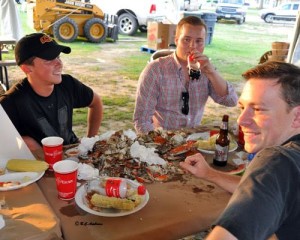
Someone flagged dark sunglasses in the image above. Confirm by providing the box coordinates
[181,91,189,115]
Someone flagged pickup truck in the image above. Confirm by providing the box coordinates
[90,0,181,35]
[260,2,300,23]
[215,0,247,24]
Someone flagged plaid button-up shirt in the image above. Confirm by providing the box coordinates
[134,53,238,133]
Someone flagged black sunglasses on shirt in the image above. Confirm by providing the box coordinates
[181,91,189,115]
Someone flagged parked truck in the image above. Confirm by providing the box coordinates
[215,0,247,24]
[33,0,118,43]
[89,0,181,36]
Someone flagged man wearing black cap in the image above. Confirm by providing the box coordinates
[0,33,103,151]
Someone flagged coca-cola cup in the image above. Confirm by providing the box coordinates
[53,160,78,200]
[41,136,64,170]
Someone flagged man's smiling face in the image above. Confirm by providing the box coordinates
[238,78,297,153]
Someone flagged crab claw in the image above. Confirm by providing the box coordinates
[154,135,167,144]
[146,168,168,182]
[135,176,153,183]
[154,174,168,182]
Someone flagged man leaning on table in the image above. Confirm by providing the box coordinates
[0,33,103,151]
[181,61,300,239]
[133,16,238,133]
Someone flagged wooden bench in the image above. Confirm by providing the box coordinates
[0,59,17,90]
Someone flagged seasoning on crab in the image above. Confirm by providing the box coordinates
[169,141,196,156]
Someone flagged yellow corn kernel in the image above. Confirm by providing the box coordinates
[128,194,142,206]
[90,193,137,210]
[6,159,49,172]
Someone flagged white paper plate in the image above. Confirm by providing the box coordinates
[197,140,238,154]
[0,171,44,191]
[186,132,210,141]
[75,179,149,217]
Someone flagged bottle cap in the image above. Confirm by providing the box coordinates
[188,54,194,61]
[137,185,146,195]
[247,153,256,161]
[222,115,229,122]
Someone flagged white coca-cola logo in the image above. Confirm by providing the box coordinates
[46,149,62,157]
[59,192,73,197]
[107,186,119,197]
[56,177,74,185]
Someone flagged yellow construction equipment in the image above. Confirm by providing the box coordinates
[33,0,118,43]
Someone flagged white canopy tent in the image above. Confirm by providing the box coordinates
[287,10,300,65]
[0,0,23,41]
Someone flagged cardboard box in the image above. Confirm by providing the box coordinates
[147,22,177,50]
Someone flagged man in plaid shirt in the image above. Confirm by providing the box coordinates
[134,16,238,133]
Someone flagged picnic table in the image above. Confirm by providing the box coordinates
[0,127,244,240]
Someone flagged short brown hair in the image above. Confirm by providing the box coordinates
[22,56,36,66]
[176,16,207,38]
[242,61,300,110]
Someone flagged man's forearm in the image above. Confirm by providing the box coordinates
[206,168,242,194]
[87,94,103,137]
[23,136,42,152]
[205,68,228,97]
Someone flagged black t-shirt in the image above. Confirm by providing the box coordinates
[0,74,94,145]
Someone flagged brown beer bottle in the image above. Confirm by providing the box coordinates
[213,115,230,166]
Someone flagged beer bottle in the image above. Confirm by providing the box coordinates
[213,115,230,167]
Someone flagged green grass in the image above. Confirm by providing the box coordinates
[73,109,88,125]
[101,96,135,127]
[73,95,135,135]
[104,106,134,121]
[117,53,149,80]
[103,95,133,106]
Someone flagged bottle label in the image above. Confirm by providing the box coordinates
[214,144,229,162]
[220,121,228,131]
[105,179,122,198]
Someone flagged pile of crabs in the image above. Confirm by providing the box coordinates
[78,128,204,183]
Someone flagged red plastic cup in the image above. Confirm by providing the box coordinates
[41,136,64,170]
[53,160,78,200]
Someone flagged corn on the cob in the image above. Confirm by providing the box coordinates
[6,159,49,172]
[90,193,141,210]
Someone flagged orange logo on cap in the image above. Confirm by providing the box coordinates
[40,35,53,44]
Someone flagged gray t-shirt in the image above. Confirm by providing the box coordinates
[214,134,300,240]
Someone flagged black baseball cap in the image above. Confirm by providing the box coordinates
[15,33,71,65]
